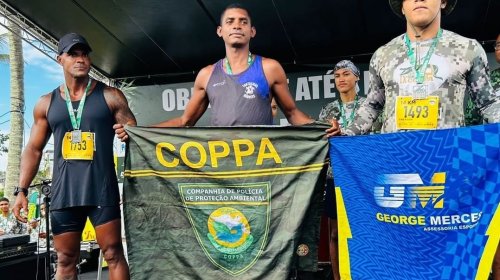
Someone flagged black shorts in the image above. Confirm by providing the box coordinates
[50,206,121,235]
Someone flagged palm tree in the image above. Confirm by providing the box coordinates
[4,20,24,201]
[0,33,7,63]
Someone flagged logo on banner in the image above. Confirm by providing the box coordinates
[374,172,445,209]
[374,172,482,231]
[179,182,270,276]
[207,207,254,254]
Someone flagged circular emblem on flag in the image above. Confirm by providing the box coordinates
[296,244,309,256]
[207,207,254,254]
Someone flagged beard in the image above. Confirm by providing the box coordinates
[71,69,90,79]
[229,41,246,48]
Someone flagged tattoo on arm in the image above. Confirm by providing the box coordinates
[105,88,137,125]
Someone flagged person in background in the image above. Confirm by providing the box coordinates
[29,202,50,247]
[318,60,380,280]
[0,197,27,235]
[271,97,279,120]
[319,60,381,131]
[462,34,500,126]
[491,34,500,91]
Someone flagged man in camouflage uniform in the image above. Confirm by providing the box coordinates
[318,60,380,280]
[334,0,500,278]
[319,60,365,130]
[342,0,499,135]
[491,34,500,91]
[463,33,500,126]
[319,60,382,132]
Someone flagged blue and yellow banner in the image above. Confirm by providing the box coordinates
[123,125,329,279]
[329,124,500,279]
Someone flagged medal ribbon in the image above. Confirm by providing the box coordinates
[64,78,92,130]
[339,95,359,128]
[225,52,253,74]
[404,29,442,84]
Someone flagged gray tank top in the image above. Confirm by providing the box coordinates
[206,55,273,126]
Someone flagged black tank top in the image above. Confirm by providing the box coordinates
[47,82,119,210]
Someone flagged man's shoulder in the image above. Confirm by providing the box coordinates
[372,35,404,60]
[102,83,122,96]
[36,92,54,110]
[490,67,500,76]
[441,29,474,43]
[358,95,367,103]
[320,100,341,113]
[318,100,341,121]
[200,63,216,75]
[441,30,482,51]
[260,56,283,75]
[7,212,16,221]
[195,64,217,87]
[260,56,280,67]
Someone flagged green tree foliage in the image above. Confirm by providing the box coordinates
[0,133,8,154]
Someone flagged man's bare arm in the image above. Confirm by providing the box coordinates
[105,86,137,142]
[104,86,137,126]
[263,58,313,125]
[14,94,52,222]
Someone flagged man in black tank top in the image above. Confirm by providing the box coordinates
[12,33,136,280]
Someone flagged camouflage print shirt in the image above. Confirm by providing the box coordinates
[318,97,381,179]
[492,68,500,91]
[343,30,500,135]
[318,97,366,129]
[319,96,382,133]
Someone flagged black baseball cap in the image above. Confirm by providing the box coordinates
[57,33,92,55]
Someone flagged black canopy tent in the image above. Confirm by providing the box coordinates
[1,0,499,86]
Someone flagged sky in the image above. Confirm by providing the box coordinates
[0,23,62,171]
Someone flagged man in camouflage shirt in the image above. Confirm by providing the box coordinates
[319,60,382,132]
[491,34,500,91]
[336,0,500,278]
[318,60,367,280]
[464,34,500,126]
[342,0,499,136]
[319,60,365,129]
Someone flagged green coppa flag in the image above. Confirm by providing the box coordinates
[123,125,329,280]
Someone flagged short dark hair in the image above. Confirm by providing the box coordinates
[0,197,9,203]
[219,3,252,25]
